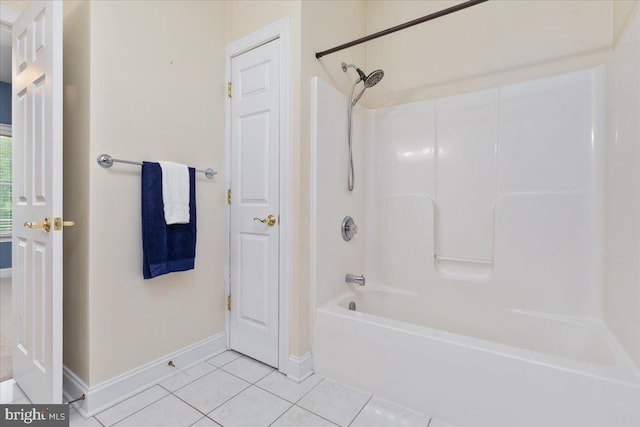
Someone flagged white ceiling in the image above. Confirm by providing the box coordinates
[1,23,11,83]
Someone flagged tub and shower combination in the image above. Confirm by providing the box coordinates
[311,14,640,426]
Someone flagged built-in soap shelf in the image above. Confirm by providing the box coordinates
[434,255,493,282]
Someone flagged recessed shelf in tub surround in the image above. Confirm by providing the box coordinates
[434,256,493,281]
[433,88,498,278]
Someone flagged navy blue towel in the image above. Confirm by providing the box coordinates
[141,161,197,279]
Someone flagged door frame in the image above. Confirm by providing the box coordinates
[224,17,292,376]
[0,6,19,25]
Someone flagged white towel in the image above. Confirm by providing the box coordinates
[159,161,190,225]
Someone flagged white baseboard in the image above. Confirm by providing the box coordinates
[63,332,227,418]
[0,268,11,279]
[63,367,89,415]
[286,351,313,383]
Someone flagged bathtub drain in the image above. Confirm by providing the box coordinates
[348,301,356,311]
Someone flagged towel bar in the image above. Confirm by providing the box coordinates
[96,154,217,179]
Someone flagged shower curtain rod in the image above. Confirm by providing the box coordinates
[315,0,489,59]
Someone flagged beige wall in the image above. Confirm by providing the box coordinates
[62,0,90,382]
[364,0,614,108]
[614,0,639,44]
[87,0,227,384]
[0,0,24,13]
[60,0,227,385]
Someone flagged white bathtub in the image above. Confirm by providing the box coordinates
[313,288,640,426]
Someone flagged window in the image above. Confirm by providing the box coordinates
[0,125,11,236]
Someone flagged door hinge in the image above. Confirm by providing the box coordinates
[227,82,232,98]
[227,295,232,310]
[227,189,232,204]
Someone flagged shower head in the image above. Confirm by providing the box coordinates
[352,70,384,106]
[343,63,385,106]
[364,69,384,88]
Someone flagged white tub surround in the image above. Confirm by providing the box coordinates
[311,19,640,423]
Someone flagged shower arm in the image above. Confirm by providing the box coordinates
[342,63,366,81]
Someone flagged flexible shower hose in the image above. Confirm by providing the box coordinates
[347,79,360,192]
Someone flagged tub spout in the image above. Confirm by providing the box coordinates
[345,273,365,286]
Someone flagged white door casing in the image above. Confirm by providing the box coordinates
[229,38,280,368]
[12,0,63,403]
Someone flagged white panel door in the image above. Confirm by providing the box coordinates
[229,39,280,368]
[12,0,63,403]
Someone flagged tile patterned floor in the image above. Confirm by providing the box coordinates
[1,352,452,427]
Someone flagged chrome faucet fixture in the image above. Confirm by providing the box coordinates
[341,216,358,241]
[345,274,365,286]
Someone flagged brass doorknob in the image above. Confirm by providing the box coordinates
[253,215,277,226]
[24,217,51,232]
[54,217,75,231]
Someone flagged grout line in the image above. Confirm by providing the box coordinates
[157,383,173,394]
[293,404,340,426]
[171,392,213,418]
[293,377,325,404]
[293,405,341,426]
[210,368,254,386]
[269,405,288,426]
[427,418,432,427]
[242,374,329,422]
[164,365,219,394]
[267,402,294,426]
[251,372,323,404]
[168,370,251,417]
[205,352,242,369]
[99,392,171,427]
[188,416,207,427]
[198,381,253,419]
[347,395,372,427]
[218,364,274,385]
[252,383,298,404]
[203,360,222,369]
[188,415,223,427]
